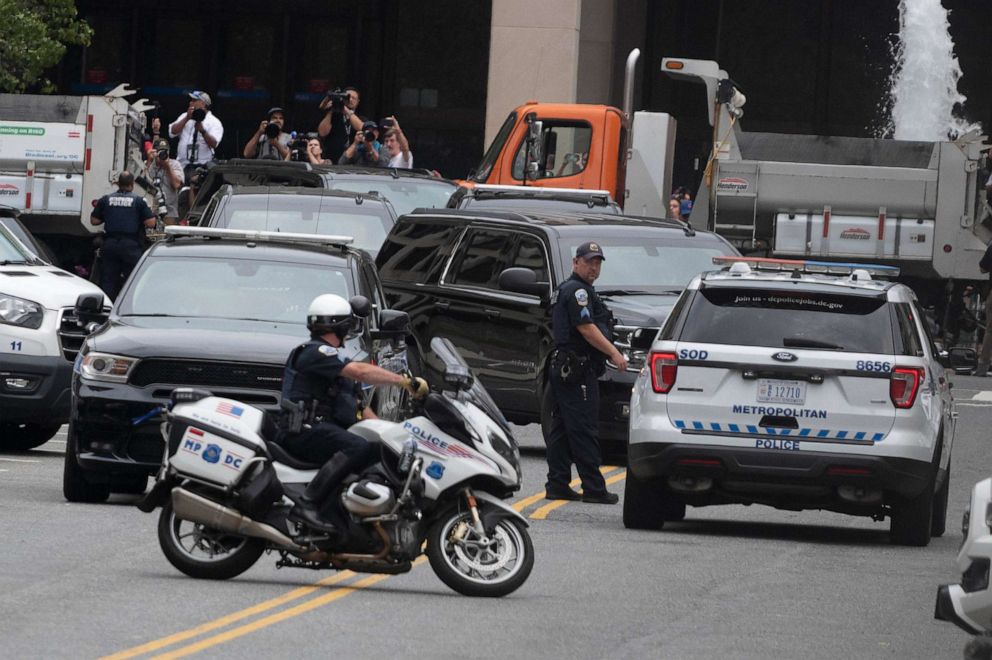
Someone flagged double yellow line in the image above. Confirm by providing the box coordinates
[104,467,626,659]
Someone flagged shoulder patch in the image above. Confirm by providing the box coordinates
[318,345,338,357]
[575,289,589,306]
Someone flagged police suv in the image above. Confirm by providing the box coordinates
[626,258,954,546]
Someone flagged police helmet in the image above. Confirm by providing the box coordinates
[307,294,356,339]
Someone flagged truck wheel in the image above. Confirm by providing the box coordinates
[0,423,61,451]
[623,472,666,530]
[890,480,934,547]
[62,424,110,503]
[931,467,950,538]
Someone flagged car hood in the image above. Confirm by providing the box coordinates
[598,293,680,328]
[0,265,104,309]
[88,317,365,363]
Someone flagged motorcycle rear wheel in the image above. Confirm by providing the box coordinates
[157,501,265,580]
[427,509,533,597]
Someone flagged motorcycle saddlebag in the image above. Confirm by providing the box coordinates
[236,463,284,518]
[167,398,266,488]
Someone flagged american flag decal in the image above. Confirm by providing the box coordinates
[216,402,244,418]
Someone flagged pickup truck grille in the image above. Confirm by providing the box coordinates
[58,309,88,361]
[129,359,284,390]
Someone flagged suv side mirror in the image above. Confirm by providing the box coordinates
[349,295,371,318]
[74,292,106,331]
[498,267,548,300]
[371,309,410,339]
[947,346,977,374]
[630,327,657,351]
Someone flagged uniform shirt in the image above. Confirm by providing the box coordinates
[552,272,613,358]
[91,191,154,238]
[281,339,362,428]
[168,110,224,168]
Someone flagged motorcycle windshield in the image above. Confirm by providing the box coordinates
[430,337,515,441]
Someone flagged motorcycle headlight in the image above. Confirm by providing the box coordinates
[0,293,43,329]
[79,352,139,383]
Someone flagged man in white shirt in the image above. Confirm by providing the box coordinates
[381,116,413,169]
[168,90,224,181]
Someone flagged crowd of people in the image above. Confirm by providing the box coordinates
[139,86,415,224]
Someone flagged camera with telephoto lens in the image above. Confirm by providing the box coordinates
[156,148,169,161]
[362,129,376,142]
[288,131,320,162]
[325,88,348,110]
[191,108,207,122]
[264,121,281,139]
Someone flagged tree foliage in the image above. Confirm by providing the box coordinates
[0,0,92,93]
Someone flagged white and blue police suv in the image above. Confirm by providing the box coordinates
[626,258,954,546]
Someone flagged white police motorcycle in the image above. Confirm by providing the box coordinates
[138,337,532,598]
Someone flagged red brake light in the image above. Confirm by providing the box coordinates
[649,351,678,393]
[890,366,924,408]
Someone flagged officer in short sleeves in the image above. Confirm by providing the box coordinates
[544,241,628,504]
[89,171,156,300]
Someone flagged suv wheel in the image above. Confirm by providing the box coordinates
[623,473,684,529]
[889,479,934,547]
[931,466,950,538]
[0,422,61,451]
[62,422,110,503]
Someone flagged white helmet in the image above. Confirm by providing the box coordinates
[307,294,355,338]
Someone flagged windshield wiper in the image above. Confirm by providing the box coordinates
[782,337,844,350]
[597,289,655,296]
[0,260,30,265]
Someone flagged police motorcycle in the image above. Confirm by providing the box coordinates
[137,337,533,598]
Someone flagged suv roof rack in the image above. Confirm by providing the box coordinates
[711,256,900,279]
[165,226,354,249]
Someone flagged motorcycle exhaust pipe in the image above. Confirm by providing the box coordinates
[171,488,307,552]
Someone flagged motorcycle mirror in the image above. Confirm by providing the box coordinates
[349,295,371,318]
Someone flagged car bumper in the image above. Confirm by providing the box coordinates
[72,376,279,477]
[0,353,73,424]
[935,584,984,634]
[627,441,933,502]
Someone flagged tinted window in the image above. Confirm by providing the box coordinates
[893,302,924,357]
[120,256,352,324]
[557,236,735,293]
[449,229,511,288]
[679,287,895,354]
[508,234,550,283]
[512,122,592,180]
[210,194,393,255]
[327,179,455,216]
[659,288,693,340]
[912,301,939,357]
[376,220,461,285]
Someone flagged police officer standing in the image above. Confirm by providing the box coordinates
[280,294,428,535]
[89,171,156,300]
[545,242,628,504]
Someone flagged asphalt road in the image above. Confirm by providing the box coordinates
[2,376,990,659]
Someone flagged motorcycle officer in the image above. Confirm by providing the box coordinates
[280,294,428,534]
[544,241,627,504]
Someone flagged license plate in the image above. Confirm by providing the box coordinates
[756,379,806,405]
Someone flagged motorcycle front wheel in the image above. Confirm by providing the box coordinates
[427,508,534,597]
[157,501,265,580]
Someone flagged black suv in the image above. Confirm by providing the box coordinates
[200,185,398,257]
[186,159,459,223]
[447,185,622,215]
[63,226,399,502]
[376,210,738,456]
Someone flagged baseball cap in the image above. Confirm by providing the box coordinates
[267,106,284,118]
[189,90,212,107]
[576,241,605,260]
[361,120,378,131]
[153,138,170,151]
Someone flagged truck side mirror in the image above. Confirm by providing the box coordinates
[498,267,548,300]
[525,118,544,179]
[74,292,107,332]
[371,309,411,339]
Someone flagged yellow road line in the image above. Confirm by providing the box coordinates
[100,571,356,660]
[529,469,627,520]
[150,574,391,660]
[514,465,621,512]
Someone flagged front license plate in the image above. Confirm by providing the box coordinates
[756,379,806,405]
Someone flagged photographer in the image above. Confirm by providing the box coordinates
[243,107,291,160]
[381,116,413,169]
[338,121,382,166]
[317,87,363,163]
[305,137,330,165]
[168,90,224,182]
[145,138,184,225]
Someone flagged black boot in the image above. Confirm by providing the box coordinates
[289,452,351,534]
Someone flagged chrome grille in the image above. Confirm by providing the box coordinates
[129,359,284,390]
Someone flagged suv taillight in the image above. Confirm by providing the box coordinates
[889,366,924,408]
[649,352,678,393]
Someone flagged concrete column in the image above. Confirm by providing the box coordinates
[484,0,617,145]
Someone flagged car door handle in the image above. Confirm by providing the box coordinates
[434,301,450,312]
[485,308,501,320]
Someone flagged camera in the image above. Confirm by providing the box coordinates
[156,148,169,160]
[191,108,206,122]
[380,118,394,129]
[288,131,320,162]
[264,122,281,139]
[362,129,376,142]
[325,88,348,110]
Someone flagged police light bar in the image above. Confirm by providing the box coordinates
[711,256,900,278]
[165,226,354,247]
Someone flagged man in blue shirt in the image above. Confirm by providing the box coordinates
[90,171,156,300]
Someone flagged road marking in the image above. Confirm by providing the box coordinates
[971,391,992,401]
[513,465,620,513]
[529,467,627,520]
[101,571,357,660]
[0,457,40,463]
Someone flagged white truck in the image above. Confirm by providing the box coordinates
[0,85,157,266]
